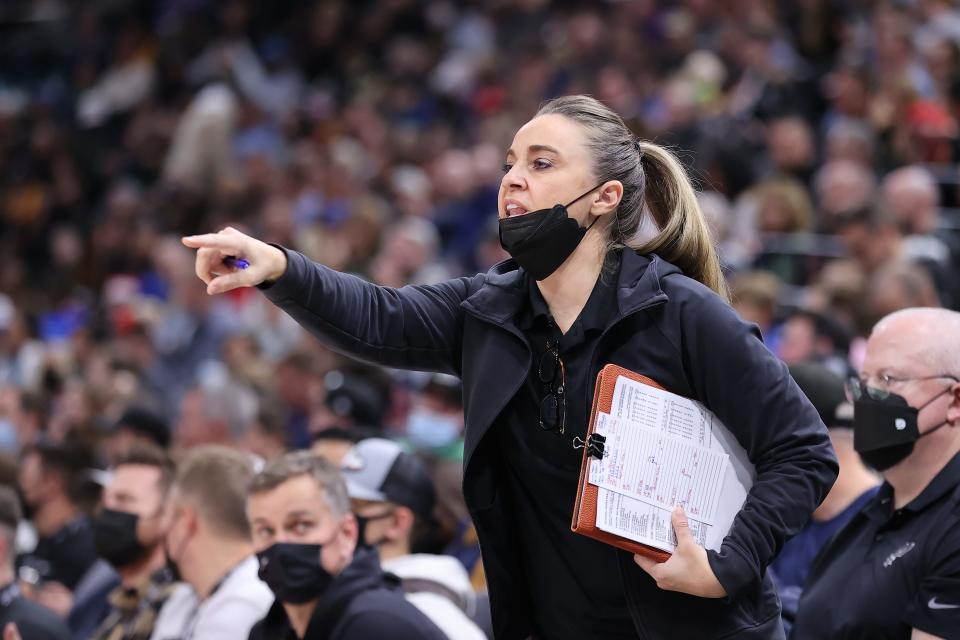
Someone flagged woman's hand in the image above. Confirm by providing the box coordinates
[633,506,727,598]
[181,227,287,295]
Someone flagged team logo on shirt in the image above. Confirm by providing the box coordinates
[882,541,915,568]
[928,597,960,610]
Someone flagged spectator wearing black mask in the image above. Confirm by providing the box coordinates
[16,442,98,615]
[793,308,960,639]
[246,451,445,640]
[90,445,177,640]
[0,485,69,640]
[150,446,272,640]
[342,438,487,640]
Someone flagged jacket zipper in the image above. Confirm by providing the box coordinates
[583,294,667,640]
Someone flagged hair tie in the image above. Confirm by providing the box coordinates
[634,138,644,160]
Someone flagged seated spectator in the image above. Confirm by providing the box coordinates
[90,445,177,640]
[863,260,941,330]
[239,408,288,462]
[102,409,171,466]
[793,308,960,639]
[310,426,383,467]
[771,363,880,634]
[778,309,853,378]
[836,200,956,313]
[246,451,445,640]
[729,270,782,352]
[341,438,487,640]
[882,165,960,309]
[311,364,393,438]
[0,485,69,640]
[403,374,465,461]
[749,177,816,284]
[150,446,272,640]
[16,442,99,612]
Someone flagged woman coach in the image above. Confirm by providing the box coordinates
[184,95,837,639]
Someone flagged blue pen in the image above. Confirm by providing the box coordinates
[223,256,250,270]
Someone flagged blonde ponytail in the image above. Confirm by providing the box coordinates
[633,142,729,301]
[536,95,729,301]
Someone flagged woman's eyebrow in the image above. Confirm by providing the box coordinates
[505,144,561,159]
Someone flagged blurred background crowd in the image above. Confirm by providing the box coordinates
[1,0,960,637]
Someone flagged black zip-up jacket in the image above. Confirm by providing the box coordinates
[247,546,445,640]
[260,248,839,639]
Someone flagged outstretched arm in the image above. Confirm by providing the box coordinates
[183,227,473,375]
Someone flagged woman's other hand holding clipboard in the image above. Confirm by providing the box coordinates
[633,506,728,598]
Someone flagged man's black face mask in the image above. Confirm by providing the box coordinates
[853,387,952,472]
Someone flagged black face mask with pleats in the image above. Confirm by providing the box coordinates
[498,183,603,281]
[94,508,149,568]
[853,388,951,471]
[256,542,334,604]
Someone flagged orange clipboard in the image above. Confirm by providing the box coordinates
[570,363,672,563]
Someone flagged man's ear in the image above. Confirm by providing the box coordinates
[340,511,359,556]
[0,532,9,564]
[390,506,415,541]
[947,381,960,426]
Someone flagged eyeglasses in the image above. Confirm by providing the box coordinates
[538,339,566,435]
[846,373,960,401]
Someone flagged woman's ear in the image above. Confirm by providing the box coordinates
[591,180,624,216]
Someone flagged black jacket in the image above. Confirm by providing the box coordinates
[261,249,839,640]
[0,586,70,640]
[248,546,445,640]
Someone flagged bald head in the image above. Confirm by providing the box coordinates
[870,308,960,375]
[882,166,939,234]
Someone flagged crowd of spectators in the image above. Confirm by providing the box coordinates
[1,0,960,638]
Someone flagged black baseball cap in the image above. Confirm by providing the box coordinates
[340,438,436,519]
[110,408,171,448]
[789,362,853,429]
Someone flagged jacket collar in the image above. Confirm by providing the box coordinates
[461,250,674,327]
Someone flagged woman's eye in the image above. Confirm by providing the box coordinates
[501,163,513,174]
[532,158,552,170]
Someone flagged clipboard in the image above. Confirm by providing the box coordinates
[570,363,673,563]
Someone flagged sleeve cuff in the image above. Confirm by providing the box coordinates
[256,245,306,302]
[708,543,760,601]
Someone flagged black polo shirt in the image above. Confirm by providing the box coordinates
[792,451,960,640]
[496,253,638,639]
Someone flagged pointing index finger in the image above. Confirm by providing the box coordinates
[181,233,238,251]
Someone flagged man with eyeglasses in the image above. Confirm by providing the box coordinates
[792,307,960,640]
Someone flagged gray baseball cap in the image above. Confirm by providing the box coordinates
[340,438,436,518]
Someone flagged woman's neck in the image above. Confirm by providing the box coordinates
[536,231,607,333]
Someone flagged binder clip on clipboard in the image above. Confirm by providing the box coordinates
[573,433,606,459]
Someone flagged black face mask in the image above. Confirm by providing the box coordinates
[354,509,395,549]
[854,388,951,471]
[498,184,603,281]
[93,509,148,568]
[257,542,334,604]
